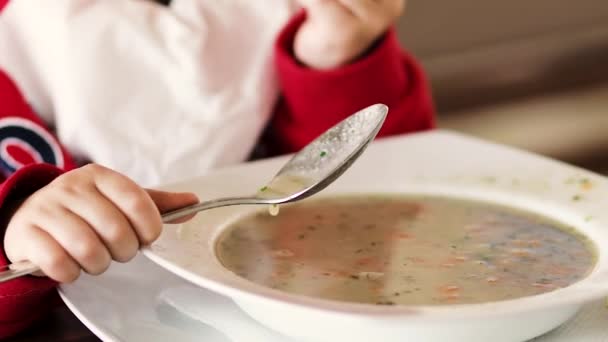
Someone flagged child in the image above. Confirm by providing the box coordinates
[0,0,435,337]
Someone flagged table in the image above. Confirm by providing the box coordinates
[7,305,98,342]
[6,299,608,341]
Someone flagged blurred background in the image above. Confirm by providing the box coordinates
[397,0,608,175]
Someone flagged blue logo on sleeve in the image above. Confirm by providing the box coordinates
[0,117,64,173]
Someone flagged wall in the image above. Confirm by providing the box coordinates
[394,1,608,173]
[395,1,608,112]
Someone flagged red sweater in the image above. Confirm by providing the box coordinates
[0,6,435,339]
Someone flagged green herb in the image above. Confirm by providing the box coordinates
[477,253,491,262]
[320,151,327,157]
[572,195,582,201]
[259,186,268,192]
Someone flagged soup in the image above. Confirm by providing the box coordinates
[217,195,595,306]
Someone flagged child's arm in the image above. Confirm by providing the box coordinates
[268,9,436,153]
[0,69,73,338]
[0,70,197,338]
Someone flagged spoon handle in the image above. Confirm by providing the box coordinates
[161,195,267,223]
[0,261,40,282]
[0,195,270,283]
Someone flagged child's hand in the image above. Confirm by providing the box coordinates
[294,0,405,69]
[3,164,198,283]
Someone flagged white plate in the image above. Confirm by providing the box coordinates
[59,254,290,342]
[57,246,608,342]
[140,130,608,342]
[61,130,608,342]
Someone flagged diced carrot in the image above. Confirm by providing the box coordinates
[441,293,461,301]
[512,240,541,248]
[438,285,460,294]
[321,270,350,278]
[356,257,376,266]
[532,282,555,289]
[393,232,413,240]
[369,284,383,295]
[334,270,350,277]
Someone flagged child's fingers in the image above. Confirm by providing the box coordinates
[88,165,163,245]
[26,226,81,283]
[66,187,140,263]
[39,206,112,276]
[145,189,199,223]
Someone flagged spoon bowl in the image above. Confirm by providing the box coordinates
[161,103,387,220]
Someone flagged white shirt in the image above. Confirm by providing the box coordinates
[0,0,297,186]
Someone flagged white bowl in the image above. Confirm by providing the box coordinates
[142,130,608,342]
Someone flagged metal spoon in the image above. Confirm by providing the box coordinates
[0,103,388,282]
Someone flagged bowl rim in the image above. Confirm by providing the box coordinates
[142,187,608,320]
[143,130,608,320]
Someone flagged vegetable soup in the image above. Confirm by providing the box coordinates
[217,195,595,306]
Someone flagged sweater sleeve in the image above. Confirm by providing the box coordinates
[269,11,436,153]
[0,69,73,338]
[0,164,64,339]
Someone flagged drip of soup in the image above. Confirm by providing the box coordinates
[217,195,595,306]
[268,204,280,216]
